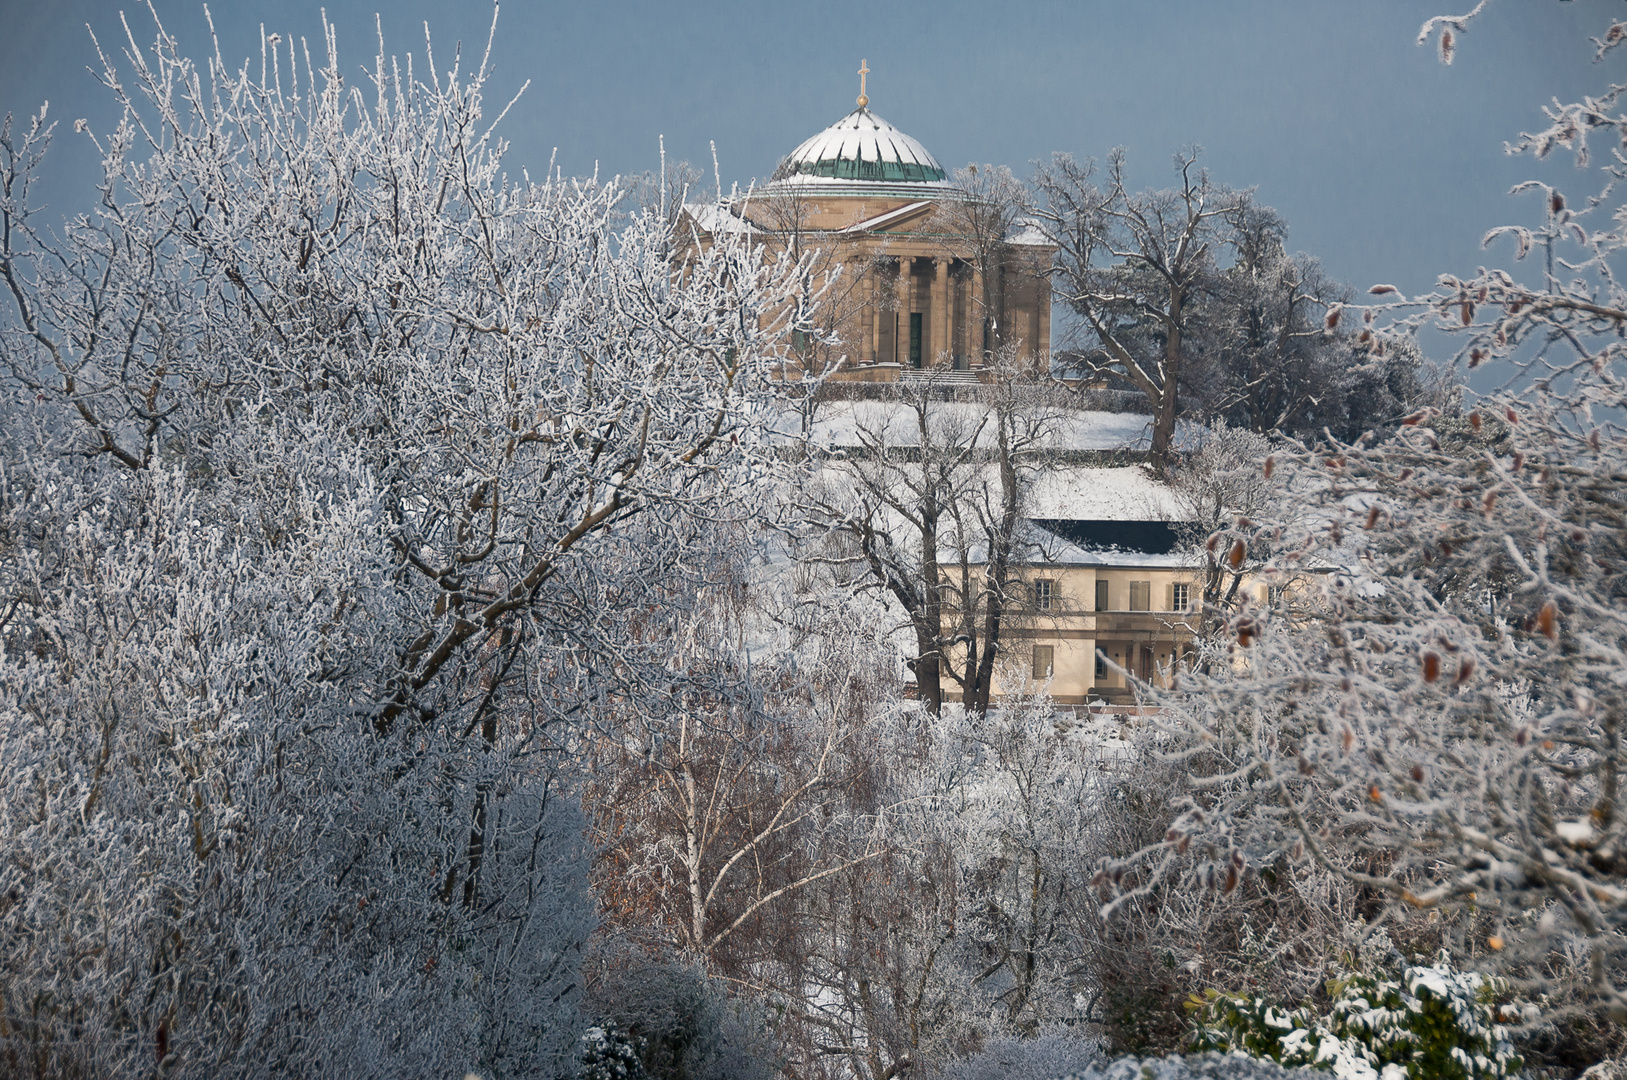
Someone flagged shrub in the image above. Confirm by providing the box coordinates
[583,952,777,1080]
[1190,956,1522,1080]
[1059,1052,1314,1080]
[580,1025,649,1080]
[934,1029,1102,1080]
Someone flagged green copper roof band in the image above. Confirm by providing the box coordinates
[788,158,947,183]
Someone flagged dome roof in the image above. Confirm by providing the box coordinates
[772,107,947,185]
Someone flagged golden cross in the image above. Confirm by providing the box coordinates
[857,59,869,108]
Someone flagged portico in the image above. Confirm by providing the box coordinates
[684,64,1054,381]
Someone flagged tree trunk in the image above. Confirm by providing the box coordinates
[913,625,944,715]
[1150,287,1184,475]
[917,501,945,715]
[969,412,1021,715]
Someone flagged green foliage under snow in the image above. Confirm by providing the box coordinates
[1189,957,1522,1080]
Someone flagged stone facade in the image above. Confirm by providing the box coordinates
[934,549,1212,707]
[683,102,1054,382]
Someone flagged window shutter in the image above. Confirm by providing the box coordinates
[1167,583,1175,611]
[1032,645,1054,678]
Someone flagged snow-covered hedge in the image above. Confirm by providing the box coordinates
[1189,958,1521,1080]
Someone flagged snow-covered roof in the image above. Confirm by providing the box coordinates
[803,457,1189,564]
[957,518,1196,569]
[797,402,1192,458]
[1026,465,1182,520]
[752,176,958,201]
[682,202,753,237]
[771,107,949,186]
[840,200,935,234]
[1006,216,1051,247]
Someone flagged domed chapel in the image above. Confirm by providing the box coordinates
[685,63,1055,382]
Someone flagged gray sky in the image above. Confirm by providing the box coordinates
[0,1,1601,317]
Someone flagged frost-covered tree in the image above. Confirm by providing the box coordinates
[1188,204,1453,444]
[935,163,1037,364]
[1038,164,1446,451]
[1181,202,1354,440]
[1034,149,1244,474]
[1097,1,1627,1037]
[0,9,802,1076]
[586,521,1106,1080]
[759,692,1100,1080]
[797,359,1068,715]
[583,565,891,969]
[1168,422,1280,628]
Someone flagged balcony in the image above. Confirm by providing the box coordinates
[1015,607,1199,638]
[1091,610,1199,637]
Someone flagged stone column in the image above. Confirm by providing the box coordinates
[852,256,865,367]
[1028,276,1042,367]
[904,260,917,367]
[868,261,882,363]
[1037,266,1052,369]
[969,266,985,366]
[899,257,912,365]
[931,258,950,368]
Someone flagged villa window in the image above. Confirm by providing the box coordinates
[1094,651,1106,678]
[1095,580,1109,611]
[1032,645,1054,679]
[1171,582,1190,611]
[1033,579,1054,611]
[1129,580,1151,612]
